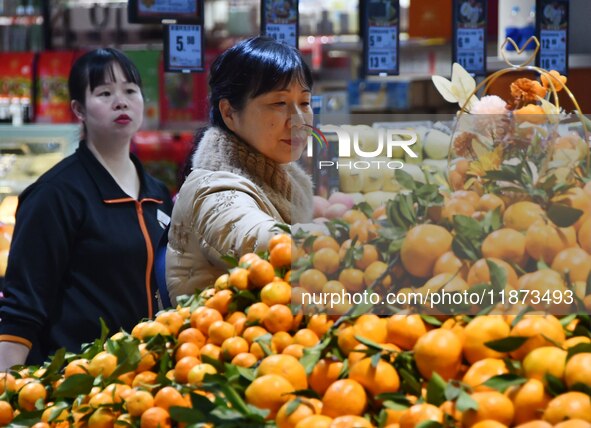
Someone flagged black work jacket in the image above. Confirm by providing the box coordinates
[0,141,173,364]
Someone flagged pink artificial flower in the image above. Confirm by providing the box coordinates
[469,95,508,115]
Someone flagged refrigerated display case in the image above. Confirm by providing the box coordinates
[0,124,79,278]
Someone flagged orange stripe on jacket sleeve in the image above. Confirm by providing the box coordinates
[0,335,33,349]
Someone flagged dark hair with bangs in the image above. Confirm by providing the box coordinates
[209,36,313,132]
[68,47,142,107]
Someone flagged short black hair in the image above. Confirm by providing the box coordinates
[68,48,142,107]
[209,36,313,132]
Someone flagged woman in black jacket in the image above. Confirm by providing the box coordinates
[0,48,173,368]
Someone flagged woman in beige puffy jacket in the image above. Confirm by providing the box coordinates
[165,36,314,302]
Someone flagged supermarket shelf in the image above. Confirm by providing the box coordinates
[63,0,127,6]
[488,53,591,71]
[0,179,33,195]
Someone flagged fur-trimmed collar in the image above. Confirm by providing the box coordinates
[191,127,313,223]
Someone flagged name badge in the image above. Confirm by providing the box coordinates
[157,209,171,229]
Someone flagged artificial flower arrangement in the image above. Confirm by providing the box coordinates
[431,48,590,209]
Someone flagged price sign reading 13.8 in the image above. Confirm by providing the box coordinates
[368,27,397,72]
[364,0,399,76]
[166,24,203,72]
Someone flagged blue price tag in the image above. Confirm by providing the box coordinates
[266,23,297,47]
[363,0,399,76]
[261,0,299,48]
[453,0,487,75]
[164,24,203,72]
[536,0,569,75]
[368,27,397,72]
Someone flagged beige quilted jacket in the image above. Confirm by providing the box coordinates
[165,127,313,303]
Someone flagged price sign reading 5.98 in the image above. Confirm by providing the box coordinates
[367,26,397,74]
[165,24,203,72]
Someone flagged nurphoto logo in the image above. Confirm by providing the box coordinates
[305,124,420,170]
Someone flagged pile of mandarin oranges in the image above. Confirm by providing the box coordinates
[2,182,591,428]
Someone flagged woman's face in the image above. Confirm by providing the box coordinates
[222,80,313,164]
[73,63,144,145]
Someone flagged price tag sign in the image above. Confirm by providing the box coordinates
[363,0,399,76]
[261,0,299,48]
[453,0,487,75]
[163,24,204,73]
[536,0,569,75]
[266,23,297,47]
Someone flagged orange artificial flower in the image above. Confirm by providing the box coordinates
[541,70,567,92]
[453,132,476,157]
[510,78,547,104]
[513,104,547,124]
